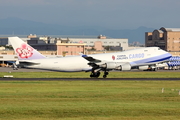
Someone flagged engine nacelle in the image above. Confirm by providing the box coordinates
[137,65,157,71]
[138,66,149,70]
[120,63,131,71]
[104,62,120,69]
[104,62,131,71]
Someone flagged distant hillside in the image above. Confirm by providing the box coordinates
[0,18,155,43]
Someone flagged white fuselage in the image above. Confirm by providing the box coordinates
[21,47,171,72]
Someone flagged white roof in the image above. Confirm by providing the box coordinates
[165,28,180,31]
[157,30,164,33]
[160,27,180,32]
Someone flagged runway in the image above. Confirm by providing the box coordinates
[0,67,180,81]
[1,78,180,81]
[1,66,180,73]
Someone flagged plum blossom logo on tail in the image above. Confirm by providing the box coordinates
[16,43,33,58]
[112,55,115,60]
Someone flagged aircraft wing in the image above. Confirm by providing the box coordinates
[82,54,132,71]
[82,55,101,63]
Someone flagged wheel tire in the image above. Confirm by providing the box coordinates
[105,72,109,75]
[90,74,94,78]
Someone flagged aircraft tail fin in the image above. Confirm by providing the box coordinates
[9,36,46,60]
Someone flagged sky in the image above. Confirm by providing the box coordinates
[0,0,180,29]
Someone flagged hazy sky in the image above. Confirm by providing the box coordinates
[0,0,180,29]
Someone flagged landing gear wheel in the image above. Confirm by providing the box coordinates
[90,74,93,78]
[103,71,108,78]
[90,71,100,78]
[153,68,157,71]
[105,72,109,75]
[103,75,107,78]
[96,71,100,78]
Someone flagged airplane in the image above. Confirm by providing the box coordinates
[9,36,172,78]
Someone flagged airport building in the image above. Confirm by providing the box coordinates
[61,35,129,51]
[0,37,9,46]
[145,27,180,55]
[27,38,86,56]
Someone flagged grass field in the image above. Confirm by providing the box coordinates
[1,71,180,78]
[0,80,180,120]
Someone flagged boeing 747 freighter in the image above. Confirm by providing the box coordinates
[9,37,172,78]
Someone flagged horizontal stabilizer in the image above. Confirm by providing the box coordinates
[19,61,40,66]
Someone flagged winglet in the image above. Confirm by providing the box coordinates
[82,54,88,57]
[9,37,46,60]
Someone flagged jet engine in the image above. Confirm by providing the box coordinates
[100,62,131,71]
[138,66,149,70]
[137,65,157,71]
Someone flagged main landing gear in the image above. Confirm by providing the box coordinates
[90,70,109,78]
[90,71,100,78]
[103,71,109,78]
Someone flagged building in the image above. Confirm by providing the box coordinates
[61,35,129,51]
[145,27,180,54]
[56,43,85,56]
[26,35,129,55]
[0,37,9,46]
[28,37,86,56]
